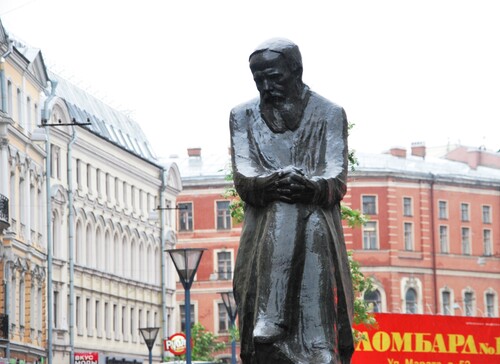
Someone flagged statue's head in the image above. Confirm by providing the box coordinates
[249,38,304,104]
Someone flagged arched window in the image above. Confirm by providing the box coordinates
[131,240,137,280]
[122,236,130,278]
[114,233,120,275]
[95,226,103,269]
[75,221,83,264]
[154,246,160,285]
[52,211,61,258]
[364,289,382,313]
[147,245,153,283]
[105,231,112,273]
[405,288,418,313]
[86,224,93,266]
[139,242,146,281]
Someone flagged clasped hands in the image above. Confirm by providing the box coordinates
[258,166,320,204]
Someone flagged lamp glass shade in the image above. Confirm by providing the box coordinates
[220,291,237,322]
[139,327,160,350]
[167,248,206,286]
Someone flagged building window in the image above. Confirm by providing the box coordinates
[130,307,135,340]
[461,203,470,222]
[362,195,377,215]
[178,203,193,231]
[17,88,23,126]
[486,293,495,317]
[442,291,452,315]
[438,201,448,219]
[26,96,32,131]
[217,251,232,280]
[461,227,471,255]
[86,298,91,333]
[104,302,109,338]
[7,80,12,114]
[482,205,491,224]
[217,201,231,230]
[76,296,81,331]
[218,303,229,333]
[86,164,92,191]
[53,290,59,328]
[439,225,449,254]
[364,290,381,313]
[122,306,127,340]
[404,222,413,251]
[483,229,492,256]
[113,304,118,335]
[464,292,474,316]
[362,221,378,250]
[405,288,417,314]
[180,304,195,332]
[403,197,412,216]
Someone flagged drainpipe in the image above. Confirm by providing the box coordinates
[0,38,14,112]
[429,174,438,314]
[67,125,77,364]
[160,167,167,360]
[43,78,58,364]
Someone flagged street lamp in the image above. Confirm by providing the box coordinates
[219,291,238,364]
[139,327,160,364]
[166,248,206,364]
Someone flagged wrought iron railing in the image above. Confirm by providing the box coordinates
[0,194,9,227]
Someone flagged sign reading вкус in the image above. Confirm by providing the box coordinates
[353,313,500,364]
[74,352,98,364]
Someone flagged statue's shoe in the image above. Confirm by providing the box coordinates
[253,320,286,343]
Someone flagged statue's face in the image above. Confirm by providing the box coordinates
[250,50,297,103]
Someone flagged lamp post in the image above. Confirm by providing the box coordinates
[219,291,238,364]
[166,248,206,364]
[139,327,160,364]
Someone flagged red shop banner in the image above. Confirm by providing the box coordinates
[74,352,98,364]
[353,313,500,364]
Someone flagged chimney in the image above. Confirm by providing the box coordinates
[467,149,480,170]
[187,147,201,157]
[411,142,426,158]
[389,147,407,158]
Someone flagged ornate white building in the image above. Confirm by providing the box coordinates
[1,18,182,364]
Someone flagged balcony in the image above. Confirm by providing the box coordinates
[0,194,9,233]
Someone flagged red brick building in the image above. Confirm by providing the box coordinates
[173,144,500,361]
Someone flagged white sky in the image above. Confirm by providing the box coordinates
[1,0,499,158]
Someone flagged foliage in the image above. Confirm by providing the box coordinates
[165,323,226,362]
[349,251,377,342]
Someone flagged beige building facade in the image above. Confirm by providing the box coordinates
[0,19,49,364]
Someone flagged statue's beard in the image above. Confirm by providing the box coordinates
[259,86,310,133]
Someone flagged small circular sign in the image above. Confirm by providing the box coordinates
[164,332,187,356]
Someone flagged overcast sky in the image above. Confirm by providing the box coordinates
[1,0,499,158]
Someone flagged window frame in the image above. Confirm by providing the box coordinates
[460,203,470,222]
[403,222,413,251]
[362,195,377,215]
[438,200,448,220]
[216,200,232,230]
[362,221,379,250]
[178,202,194,232]
[403,197,413,217]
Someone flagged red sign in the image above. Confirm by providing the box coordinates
[74,352,98,364]
[164,332,188,356]
[353,313,500,364]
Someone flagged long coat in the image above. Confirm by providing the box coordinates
[230,90,354,364]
